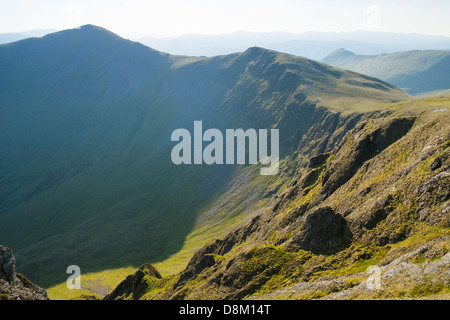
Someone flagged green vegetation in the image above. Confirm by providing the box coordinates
[47,266,136,300]
[409,282,448,297]
[0,293,10,300]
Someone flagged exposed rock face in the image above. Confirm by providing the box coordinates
[0,246,48,300]
[321,117,415,198]
[415,169,450,226]
[104,264,162,300]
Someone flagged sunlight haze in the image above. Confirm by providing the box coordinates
[1,0,450,38]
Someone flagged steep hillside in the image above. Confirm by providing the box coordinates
[107,97,450,300]
[0,25,409,290]
[322,49,450,95]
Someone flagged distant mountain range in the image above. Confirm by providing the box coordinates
[0,25,408,288]
[3,28,450,62]
[322,49,450,95]
[0,29,56,44]
[136,30,450,60]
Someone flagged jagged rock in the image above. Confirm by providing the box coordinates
[104,263,162,300]
[0,246,48,300]
[286,207,352,254]
[416,170,450,226]
[0,246,16,284]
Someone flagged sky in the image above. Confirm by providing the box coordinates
[1,0,450,38]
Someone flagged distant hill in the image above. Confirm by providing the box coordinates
[417,88,450,97]
[322,49,450,94]
[0,25,408,288]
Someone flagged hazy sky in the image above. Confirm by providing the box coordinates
[1,0,449,38]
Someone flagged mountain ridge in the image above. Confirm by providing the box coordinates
[0,25,412,291]
[136,30,450,60]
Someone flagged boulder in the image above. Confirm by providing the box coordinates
[287,207,352,254]
[0,246,16,284]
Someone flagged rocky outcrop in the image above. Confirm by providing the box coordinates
[104,264,162,300]
[286,207,352,254]
[415,169,450,227]
[0,246,48,300]
[0,246,16,284]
